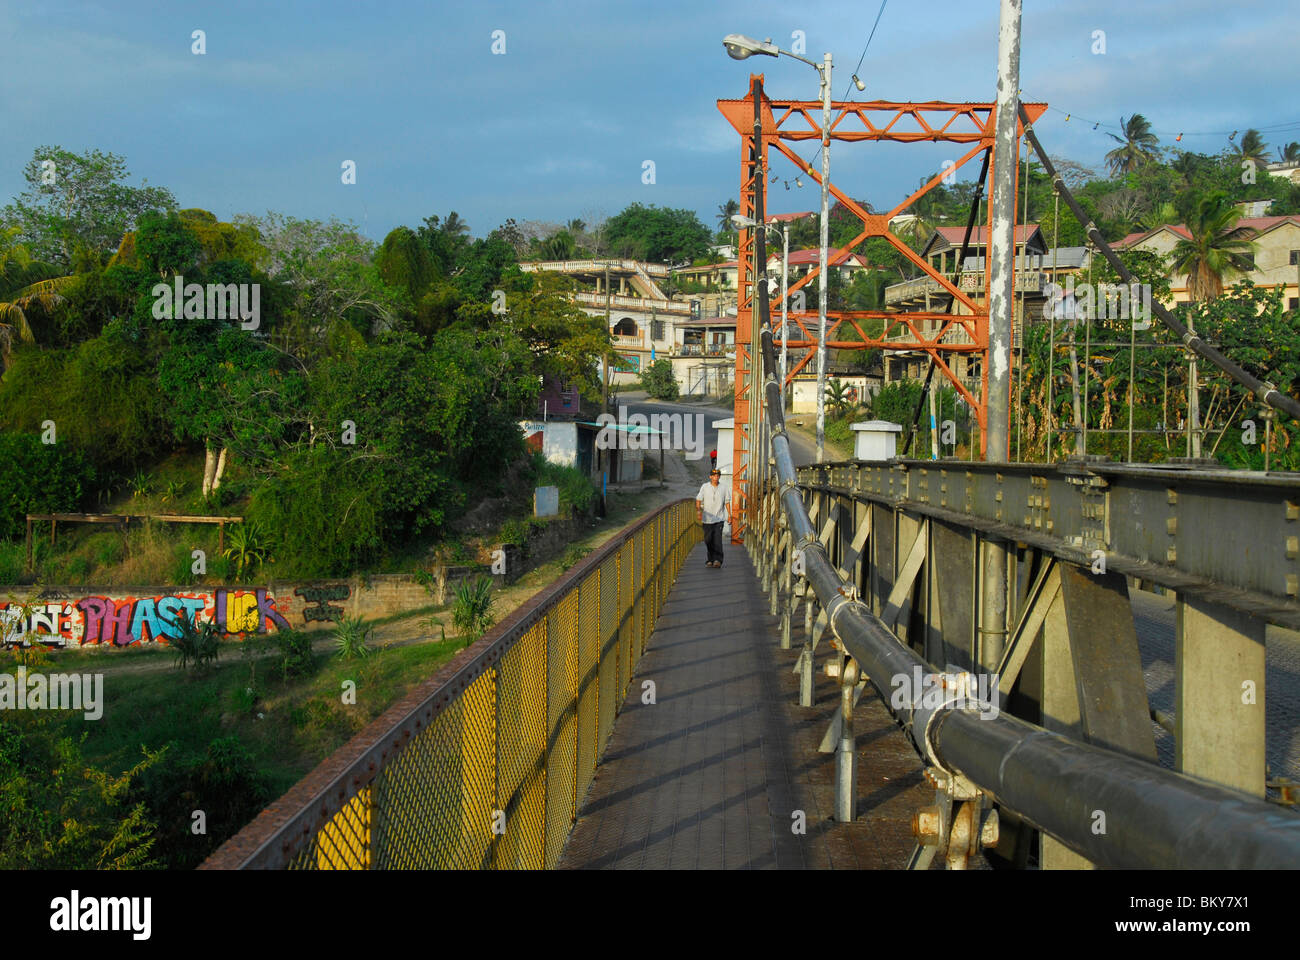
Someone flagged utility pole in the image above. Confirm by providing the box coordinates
[781,221,789,412]
[1188,314,1202,458]
[816,52,832,462]
[603,262,611,414]
[981,0,1021,677]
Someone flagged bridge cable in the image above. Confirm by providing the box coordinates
[1017,102,1300,424]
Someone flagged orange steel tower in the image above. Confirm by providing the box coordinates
[718,77,1047,542]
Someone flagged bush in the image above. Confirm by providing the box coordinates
[532,455,596,513]
[639,358,679,400]
[0,541,25,584]
[0,433,96,542]
[275,629,317,680]
[0,714,159,869]
[169,613,221,671]
[452,576,495,641]
[333,616,371,660]
[559,545,591,571]
[129,736,272,870]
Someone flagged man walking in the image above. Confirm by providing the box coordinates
[696,468,730,568]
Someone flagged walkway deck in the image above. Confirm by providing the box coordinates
[559,541,931,869]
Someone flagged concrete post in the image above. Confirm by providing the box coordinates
[1175,595,1266,797]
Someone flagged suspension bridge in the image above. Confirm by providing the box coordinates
[201,4,1300,871]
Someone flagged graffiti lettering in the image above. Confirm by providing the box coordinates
[0,589,292,648]
[294,584,350,623]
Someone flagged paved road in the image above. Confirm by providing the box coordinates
[1132,590,1300,785]
[616,392,819,485]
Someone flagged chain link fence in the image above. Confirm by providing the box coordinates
[201,499,699,870]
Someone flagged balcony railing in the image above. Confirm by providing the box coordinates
[574,291,691,316]
[883,270,1049,306]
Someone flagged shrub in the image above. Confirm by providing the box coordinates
[452,576,496,641]
[168,613,221,672]
[333,616,371,660]
[639,358,679,400]
[0,715,160,869]
[0,434,96,542]
[275,629,317,680]
[559,545,591,572]
[0,541,25,584]
[129,736,272,869]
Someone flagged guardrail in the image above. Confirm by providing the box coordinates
[201,499,699,869]
[745,176,1300,867]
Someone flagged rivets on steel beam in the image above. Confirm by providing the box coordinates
[1288,501,1300,521]
[1288,536,1299,561]
[1166,518,1178,536]
[1167,547,1178,564]
[1167,488,1178,506]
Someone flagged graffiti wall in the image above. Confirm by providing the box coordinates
[0,586,337,648]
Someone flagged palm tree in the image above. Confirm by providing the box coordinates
[1104,115,1160,177]
[1278,142,1300,163]
[1169,192,1257,302]
[716,199,739,234]
[0,229,72,375]
[1231,129,1270,169]
[440,211,470,238]
[1138,201,1179,232]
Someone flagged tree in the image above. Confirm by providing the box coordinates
[1280,142,1300,163]
[246,213,407,364]
[1104,115,1160,178]
[639,358,679,400]
[603,203,712,263]
[1230,129,1270,169]
[2,146,175,269]
[1169,191,1257,301]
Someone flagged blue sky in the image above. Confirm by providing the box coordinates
[2,0,1297,244]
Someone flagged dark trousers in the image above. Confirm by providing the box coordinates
[703,522,725,565]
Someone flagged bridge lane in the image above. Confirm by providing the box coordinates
[558,541,932,870]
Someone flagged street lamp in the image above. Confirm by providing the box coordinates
[723,33,831,462]
[733,213,790,412]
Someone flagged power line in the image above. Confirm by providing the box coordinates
[841,0,888,101]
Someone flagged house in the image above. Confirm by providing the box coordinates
[880,224,1052,384]
[1114,215,1300,309]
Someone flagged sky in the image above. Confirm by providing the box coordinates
[2,0,1297,245]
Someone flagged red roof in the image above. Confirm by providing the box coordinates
[781,248,868,266]
[1115,216,1300,249]
[932,225,1039,245]
[766,211,815,223]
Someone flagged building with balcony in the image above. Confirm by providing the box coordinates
[521,258,735,396]
[880,225,1062,385]
[1114,215,1300,310]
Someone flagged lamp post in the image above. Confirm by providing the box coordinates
[733,214,790,410]
[725,33,831,461]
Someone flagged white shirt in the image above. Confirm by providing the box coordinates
[696,481,730,524]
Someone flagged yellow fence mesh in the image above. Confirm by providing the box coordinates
[282,499,698,870]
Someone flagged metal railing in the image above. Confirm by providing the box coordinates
[201,499,699,869]
[743,146,1300,868]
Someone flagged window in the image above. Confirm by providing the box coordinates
[1241,252,1256,270]
[1290,250,1300,266]
[1290,298,1299,311]
[652,319,665,341]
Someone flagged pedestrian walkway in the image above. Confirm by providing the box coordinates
[559,541,931,869]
